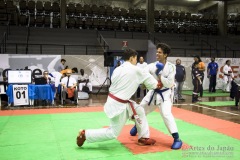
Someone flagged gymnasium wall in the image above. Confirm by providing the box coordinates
[0,54,239,90]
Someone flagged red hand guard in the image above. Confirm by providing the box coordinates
[157,80,163,89]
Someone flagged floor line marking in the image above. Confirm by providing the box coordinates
[190,104,239,116]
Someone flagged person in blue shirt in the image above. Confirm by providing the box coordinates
[207,57,218,93]
[175,59,186,101]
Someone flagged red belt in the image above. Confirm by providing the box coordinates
[108,93,141,124]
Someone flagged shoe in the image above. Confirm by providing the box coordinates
[138,138,156,146]
[130,125,137,136]
[171,139,182,149]
[77,130,86,147]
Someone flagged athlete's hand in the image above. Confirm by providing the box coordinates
[155,62,164,75]
[157,80,163,89]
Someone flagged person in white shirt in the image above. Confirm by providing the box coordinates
[129,43,182,150]
[78,69,92,92]
[136,56,148,99]
[222,60,234,92]
[76,48,162,147]
[61,69,78,105]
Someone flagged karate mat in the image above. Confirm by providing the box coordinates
[182,90,229,97]
[0,107,240,160]
[197,101,236,107]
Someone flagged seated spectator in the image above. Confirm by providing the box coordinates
[61,69,78,105]
[78,69,92,93]
[43,71,52,84]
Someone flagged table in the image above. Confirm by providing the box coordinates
[6,84,55,106]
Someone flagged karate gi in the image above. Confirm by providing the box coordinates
[140,61,179,134]
[223,64,234,92]
[85,61,158,143]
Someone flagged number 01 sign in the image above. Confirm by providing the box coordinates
[13,85,29,106]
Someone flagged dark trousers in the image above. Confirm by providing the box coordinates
[137,86,146,98]
[209,75,217,92]
[62,88,78,101]
[199,76,204,97]
[192,79,200,102]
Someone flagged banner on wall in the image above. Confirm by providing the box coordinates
[0,54,107,86]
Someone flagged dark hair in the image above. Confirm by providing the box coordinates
[61,59,66,62]
[156,43,171,55]
[194,55,202,62]
[122,48,138,61]
[226,60,230,64]
[72,67,78,73]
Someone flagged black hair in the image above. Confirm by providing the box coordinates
[61,59,66,62]
[226,60,230,64]
[156,43,171,55]
[122,48,138,61]
[72,67,78,73]
[194,55,202,62]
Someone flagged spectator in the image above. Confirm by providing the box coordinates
[78,69,92,93]
[57,59,66,72]
[43,71,51,84]
[136,56,148,99]
[175,59,186,101]
[207,57,218,93]
[61,69,78,105]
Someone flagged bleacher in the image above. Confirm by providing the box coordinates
[0,0,239,57]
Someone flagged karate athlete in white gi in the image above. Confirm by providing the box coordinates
[222,60,234,92]
[76,48,163,147]
[130,43,182,149]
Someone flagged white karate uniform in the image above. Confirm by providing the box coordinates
[85,61,158,143]
[222,64,234,92]
[78,73,93,92]
[141,61,178,134]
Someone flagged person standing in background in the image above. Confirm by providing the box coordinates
[222,60,234,92]
[192,56,205,100]
[207,57,218,93]
[136,56,148,99]
[175,59,186,101]
[57,59,66,72]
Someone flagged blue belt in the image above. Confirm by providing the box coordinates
[148,88,169,105]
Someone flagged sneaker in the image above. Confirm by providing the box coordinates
[76,130,86,147]
[138,138,156,146]
[171,139,182,149]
